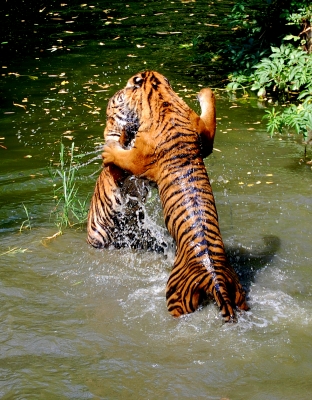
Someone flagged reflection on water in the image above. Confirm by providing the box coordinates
[1,1,312,399]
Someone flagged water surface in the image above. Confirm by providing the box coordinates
[1,1,312,399]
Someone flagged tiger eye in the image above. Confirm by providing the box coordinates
[163,101,169,107]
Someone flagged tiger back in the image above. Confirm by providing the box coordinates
[102,71,248,322]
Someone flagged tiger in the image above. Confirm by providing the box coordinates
[87,87,168,252]
[102,70,249,322]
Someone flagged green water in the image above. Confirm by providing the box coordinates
[1,1,312,399]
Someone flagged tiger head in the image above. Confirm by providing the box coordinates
[126,70,172,91]
[123,71,192,144]
[104,86,142,148]
[104,71,184,152]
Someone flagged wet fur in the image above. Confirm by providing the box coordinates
[87,88,167,252]
[102,71,248,322]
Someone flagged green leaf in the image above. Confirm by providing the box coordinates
[283,35,300,41]
[250,82,261,91]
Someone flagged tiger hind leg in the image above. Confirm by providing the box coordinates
[87,166,125,248]
[209,271,249,322]
[166,274,206,317]
[165,266,248,322]
[210,283,238,323]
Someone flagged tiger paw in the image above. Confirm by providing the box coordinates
[102,140,121,165]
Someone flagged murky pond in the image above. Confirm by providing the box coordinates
[1,1,312,399]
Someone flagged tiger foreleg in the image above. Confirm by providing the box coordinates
[102,139,154,178]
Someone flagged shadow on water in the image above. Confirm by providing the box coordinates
[225,235,281,295]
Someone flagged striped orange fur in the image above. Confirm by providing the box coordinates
[87,88,165,251]
[102,71,248,321]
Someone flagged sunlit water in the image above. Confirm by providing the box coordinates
[1,1,312,399]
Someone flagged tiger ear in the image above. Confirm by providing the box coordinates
[133,76,144,87]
